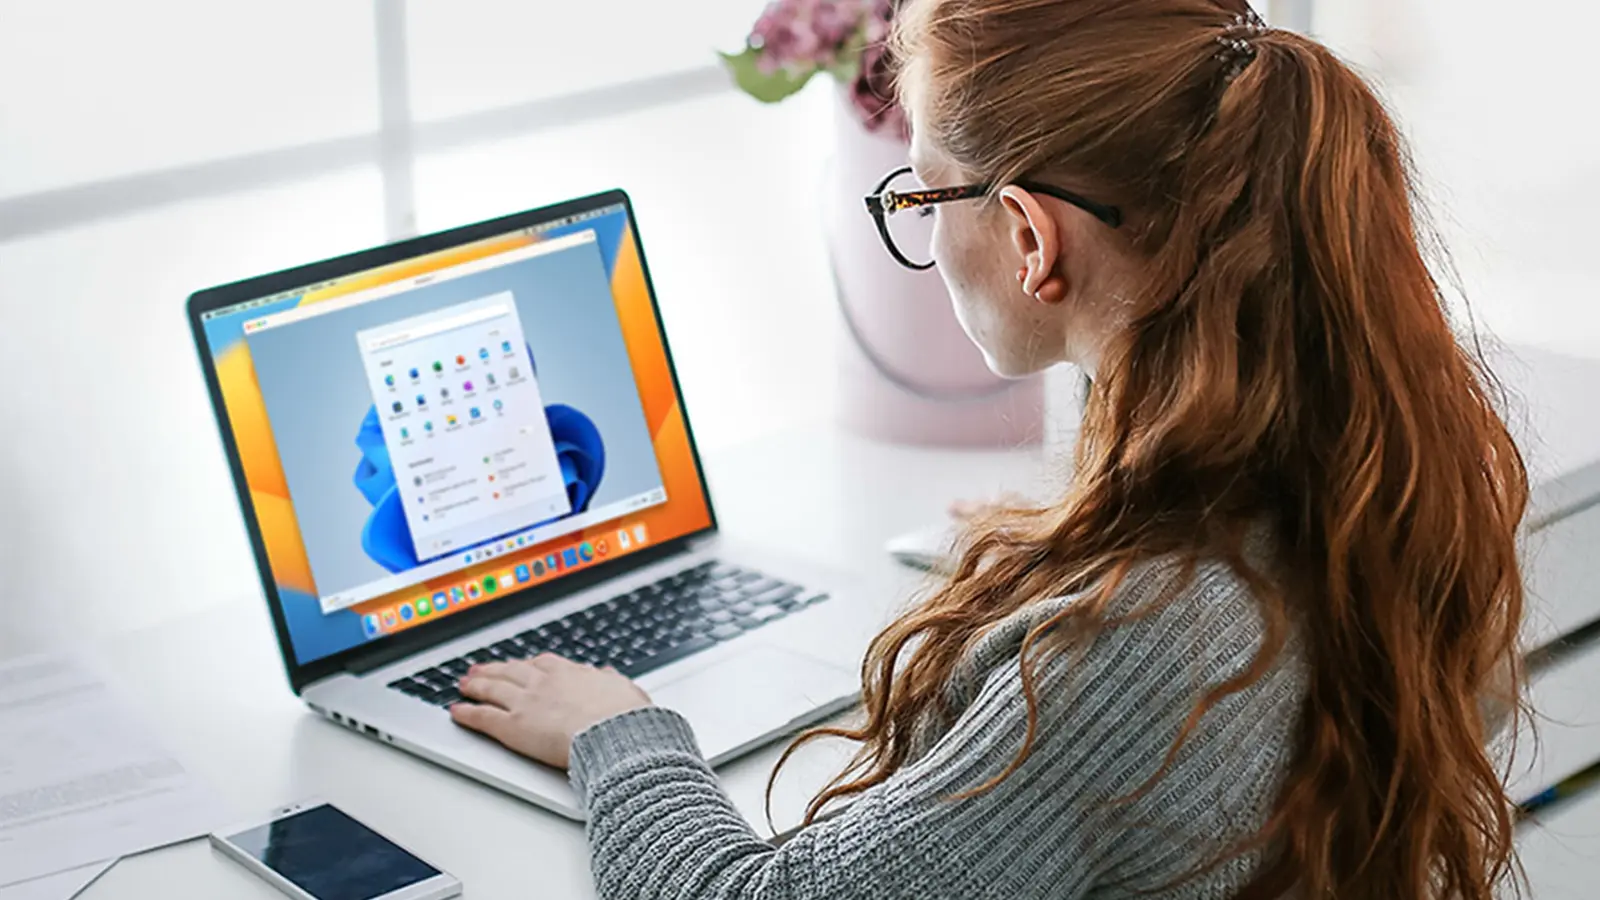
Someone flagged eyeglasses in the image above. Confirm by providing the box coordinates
[863,166,1123,271]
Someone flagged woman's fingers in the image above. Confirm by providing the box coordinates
[949,499,986,520]
[460,672,526,710]
[527,652,575,671]
[468,660,537,687]
[950,492,1029,520]
[449,701,511,740]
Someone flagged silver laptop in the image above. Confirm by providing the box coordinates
[187,191,861,819]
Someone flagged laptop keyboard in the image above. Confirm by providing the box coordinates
[386,561,829,708]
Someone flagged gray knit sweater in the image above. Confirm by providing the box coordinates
[568,557,1309,899]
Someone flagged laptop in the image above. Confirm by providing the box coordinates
[187,191,862,820]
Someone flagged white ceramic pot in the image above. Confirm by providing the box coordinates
[823,87,1044,447]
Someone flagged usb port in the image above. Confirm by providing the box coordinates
[362,724,379,738]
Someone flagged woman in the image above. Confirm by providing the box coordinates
[450,1,1529,897]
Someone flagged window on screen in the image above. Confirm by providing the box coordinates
[356,293,572,563]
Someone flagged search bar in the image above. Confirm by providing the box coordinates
[363,298,512,352]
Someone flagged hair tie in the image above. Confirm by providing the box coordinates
[1217,8,1270,83]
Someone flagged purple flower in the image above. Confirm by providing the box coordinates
[813,0,868,49]
[751,0,869,72]
[840,1,907,138]
[850,33,910,139]
[738,0,909,140]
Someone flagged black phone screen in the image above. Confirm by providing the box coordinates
[228,804,440,900]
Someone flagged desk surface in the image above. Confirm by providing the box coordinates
[75,429,1042,899]
[35,366,1600,898]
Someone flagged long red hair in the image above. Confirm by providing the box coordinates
[773,1,1529,897]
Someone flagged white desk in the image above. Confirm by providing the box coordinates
[32,346,1600,898]
[71,429,1043,899]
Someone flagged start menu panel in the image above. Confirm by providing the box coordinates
[356,292,572,562]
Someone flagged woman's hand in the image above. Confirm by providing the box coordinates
[450,655,652,769]
[949,492,1030,521]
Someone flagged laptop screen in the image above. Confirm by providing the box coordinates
[196,202,713,666]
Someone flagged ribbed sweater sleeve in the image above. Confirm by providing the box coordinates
[568,559,1307,900]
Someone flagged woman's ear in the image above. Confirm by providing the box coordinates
[998,186,1066,304]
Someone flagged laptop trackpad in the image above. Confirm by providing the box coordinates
[650,645,856,761]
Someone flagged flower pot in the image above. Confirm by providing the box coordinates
[823,89,1044,447]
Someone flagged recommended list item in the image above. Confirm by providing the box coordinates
[0,654,228,888]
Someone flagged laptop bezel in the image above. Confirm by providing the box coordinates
[185,189,721,694]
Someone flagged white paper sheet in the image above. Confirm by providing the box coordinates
[0,654,228,887]
[0,860,114,900]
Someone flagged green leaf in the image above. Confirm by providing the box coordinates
[826,29,869,84]
[826,57,861,84]
[718,48,816,104]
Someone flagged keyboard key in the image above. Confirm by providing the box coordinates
[388,562,809,709]
[389,678,430,697]
[492,640,527,659]
[618,636,717,677]
[414,668,455,688]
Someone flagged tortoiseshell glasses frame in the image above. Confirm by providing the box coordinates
[863,165,1124,271]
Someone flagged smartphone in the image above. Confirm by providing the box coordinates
[209,801,462,900]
